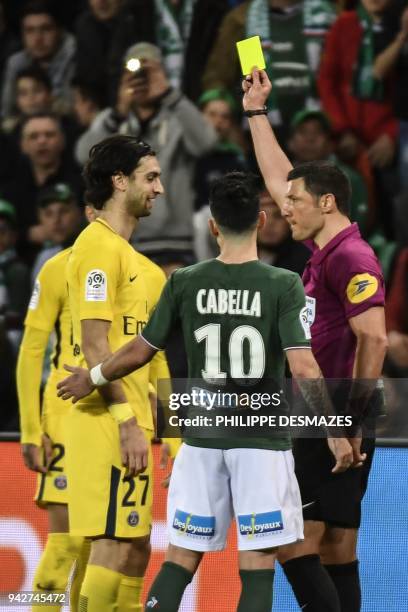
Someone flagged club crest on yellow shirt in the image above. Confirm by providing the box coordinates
[346,273,378,304]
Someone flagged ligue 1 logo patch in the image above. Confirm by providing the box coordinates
[346,273,378,304]
[127,511,139,527]
[54,475,67,490]
[85,269,107,302]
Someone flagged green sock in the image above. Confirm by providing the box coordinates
[237,569,275,612]
[144,561,193,612]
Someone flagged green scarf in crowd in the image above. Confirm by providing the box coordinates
[246,0,335,123]
[352,2,384,102]
[155,0,197,89]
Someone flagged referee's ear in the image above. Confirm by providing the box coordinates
[320,193,336,214]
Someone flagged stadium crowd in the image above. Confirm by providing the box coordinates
[1,0,408,432]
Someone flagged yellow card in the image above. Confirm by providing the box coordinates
[236,35,266,76]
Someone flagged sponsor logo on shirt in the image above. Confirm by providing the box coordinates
[238,510,284,538]
[28,279,40,310]
[173,509,215,539]
[346,274,378,304]
[123,315,147,336]
[85,269,107,302]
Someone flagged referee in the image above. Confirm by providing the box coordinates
[243,69,387,612]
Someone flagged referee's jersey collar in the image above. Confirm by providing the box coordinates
[310,223,360,265]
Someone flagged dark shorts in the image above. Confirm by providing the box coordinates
[293,437,375,528]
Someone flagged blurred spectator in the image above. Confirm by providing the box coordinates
[318,0,400,236]
[3,66,82,158]
[1,112,82,261]
[106,0,229,103]
[394,189,408,246]
[372,1,408,189]
[31,183,85,282]
[0,0,19,83]
[203,0,336,143]
[71,77,104,128]
[0,199,30,431]
[9,65,53,123]
[0,199,30,341]
[318,0,398,167]
[194,88,246,210]
[75,0,135,105]
[76,42,217,266]
[385,247,408,372]
[193,88,247,260]
[1,0,76,120]
[288,109,370,235]
[257,189,310,275]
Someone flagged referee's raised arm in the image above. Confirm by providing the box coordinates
[242,68,292,209]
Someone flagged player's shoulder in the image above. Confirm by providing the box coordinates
[331,231,381,272]
[171,259,300,286]
[37,247,71,281]
[73,219,119,251]
[135,251,166,284]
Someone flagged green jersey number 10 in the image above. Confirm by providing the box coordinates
[194,323,265,384]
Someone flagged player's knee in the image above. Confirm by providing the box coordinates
[34,534,83,591]
[278,521,324,564]
[239,548,277,570]
[320,527,357,564]
[118,536,151,574]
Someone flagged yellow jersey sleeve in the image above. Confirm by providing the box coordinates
[75,244,121,322]
[25,255,64,332]
[17,326,50,445]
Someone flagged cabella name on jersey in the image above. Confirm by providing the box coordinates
[196,289,261,317]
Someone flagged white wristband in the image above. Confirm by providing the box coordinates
[90,363,109,386]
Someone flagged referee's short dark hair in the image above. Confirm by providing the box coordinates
[287,160,351,216]
[209,171,260,234]
[83,135,155,210]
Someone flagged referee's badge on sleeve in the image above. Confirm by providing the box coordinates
[85,269,107,302]
[300,296,315,340]
[346,273,378,304]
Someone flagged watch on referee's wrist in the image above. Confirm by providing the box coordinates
[244,106,268,118]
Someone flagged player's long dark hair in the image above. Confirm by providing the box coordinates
[83,135,155,209]
[209,171,260,234]
[288,161,351,216]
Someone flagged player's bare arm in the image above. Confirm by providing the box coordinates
[58,335,156,401]
[81,319,150,476]
[349,307,388,379]
[347,306,388,463]
[242,69,292,208]
[286,348,354,473]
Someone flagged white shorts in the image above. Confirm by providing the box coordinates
[167,444,303,552]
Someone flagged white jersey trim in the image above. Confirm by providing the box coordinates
[140,334,163,351]
[283,346,311,351]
